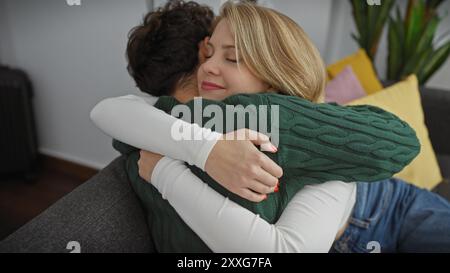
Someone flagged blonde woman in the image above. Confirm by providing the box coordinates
[91,1,450,252]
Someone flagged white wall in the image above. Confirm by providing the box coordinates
[1,0,449,169]
[154,0,334,58]
[0,0,148,169]
[268,0,334,59]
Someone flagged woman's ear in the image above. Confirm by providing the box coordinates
[265,83,277,93]
[198,37,210,64]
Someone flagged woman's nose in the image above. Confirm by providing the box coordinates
[202,56,220,76]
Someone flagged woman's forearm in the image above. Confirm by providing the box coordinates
[90,94,221,170]
[155,93,421,183]
[151,156,355,253]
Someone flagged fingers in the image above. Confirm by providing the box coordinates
[258,152,283,179]
[248,178,276,194]
[260,142,278,153]
[239,188,268,203]
[249,165,278,188]
[228,129,277,152]
[231,128,269,144]
[241,129,270,144]
[241,129,277,153]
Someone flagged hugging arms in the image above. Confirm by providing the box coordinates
[91,91,419,252]
[90,0,425,252]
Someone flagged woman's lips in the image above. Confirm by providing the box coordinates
[201,81,225,91]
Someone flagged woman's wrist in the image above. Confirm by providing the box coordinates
[137,150,163,183]
[190,124,222,170]
[151,156,187,198]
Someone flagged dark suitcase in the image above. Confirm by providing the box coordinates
[0,65,38,178]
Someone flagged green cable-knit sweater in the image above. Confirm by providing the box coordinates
[114,92,420,253]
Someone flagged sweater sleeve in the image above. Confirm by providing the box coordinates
[89,94,222,170]
[151,156,356,253]
[267,94,421,182]
[156,93,421,184]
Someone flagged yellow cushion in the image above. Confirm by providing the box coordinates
[346,75,443,190]
[327,49,383,95]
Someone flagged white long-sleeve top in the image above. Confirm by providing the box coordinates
[90,93,357,252]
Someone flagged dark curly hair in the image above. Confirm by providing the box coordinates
[126,0,215,96]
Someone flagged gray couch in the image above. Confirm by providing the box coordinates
[1,86,449,253]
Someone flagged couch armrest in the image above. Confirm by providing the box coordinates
[0,156,153,253]
[420,86,450,156]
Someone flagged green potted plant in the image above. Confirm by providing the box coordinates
[350,0,395,61]
[387,0,450,85]
[350,0,450,86]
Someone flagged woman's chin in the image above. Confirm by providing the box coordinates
[199,89,228,101]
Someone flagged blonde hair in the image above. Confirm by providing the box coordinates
[215,1,326,102]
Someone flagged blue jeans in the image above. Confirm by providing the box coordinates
[330,178,450,253]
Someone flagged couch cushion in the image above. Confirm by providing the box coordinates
[327,49,383,95]
[324,66,366,105]
[347,75,443,189]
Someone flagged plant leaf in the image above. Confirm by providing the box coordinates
[350,0,367,48]
[350,0,394,60]
[371,0,396,59]
[405,0,425,58]
[415,15,440,56]
[426,0,445,10]
[351,33,360,45]
[387,17,403,80]
[401,47,432,77]
[420,40,450,84]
